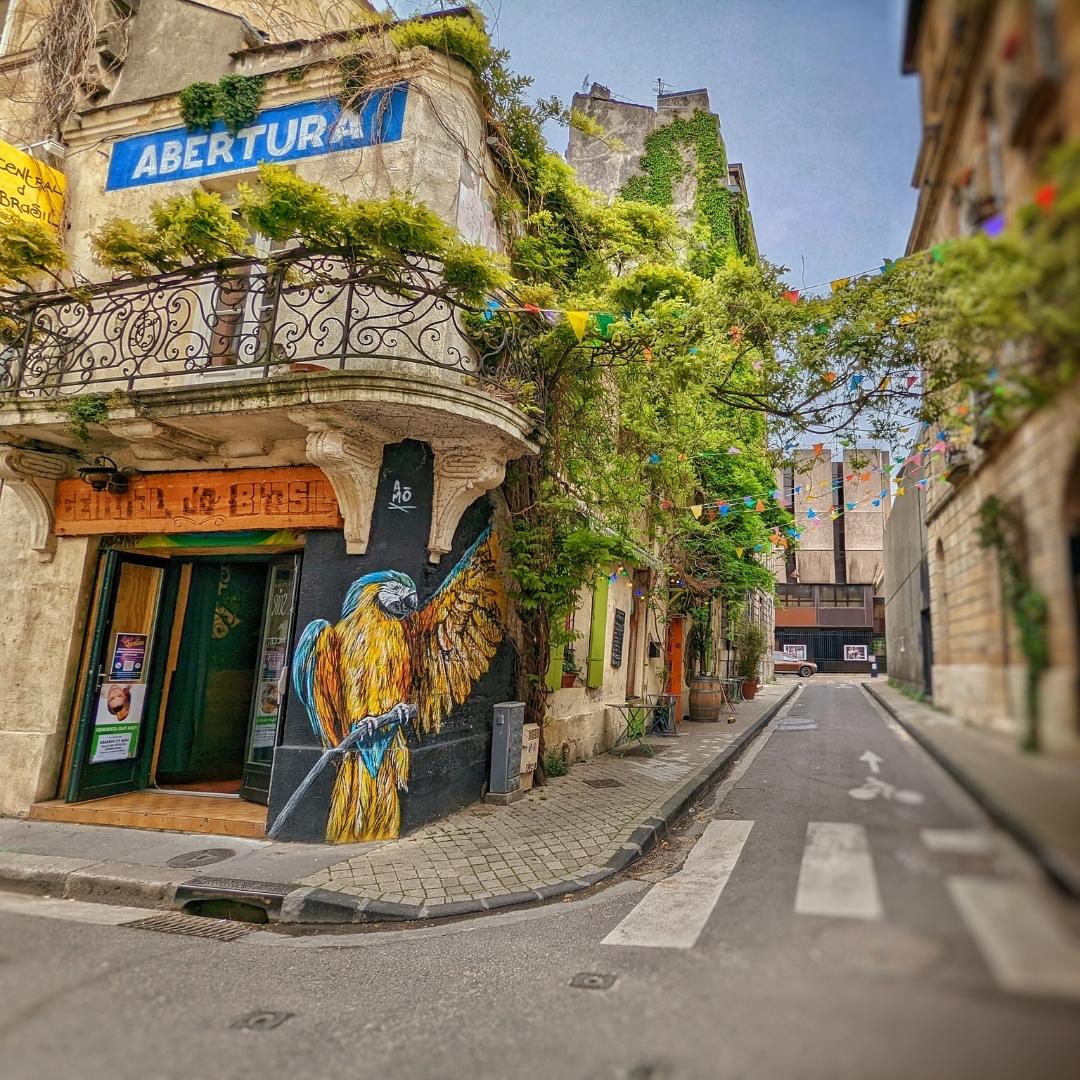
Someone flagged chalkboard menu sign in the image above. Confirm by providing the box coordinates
[611,608,626,668]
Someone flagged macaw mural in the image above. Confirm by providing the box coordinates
[274,528,506,843]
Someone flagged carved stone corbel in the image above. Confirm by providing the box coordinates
[428,445,506,563]
[106,419,220,461]
[0,449,70,561]
[301,424,385,555]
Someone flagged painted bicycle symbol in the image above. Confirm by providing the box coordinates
[848,776,924,805]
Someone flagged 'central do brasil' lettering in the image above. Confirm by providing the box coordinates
[105,86,408,191]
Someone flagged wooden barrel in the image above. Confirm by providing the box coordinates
[688,675,723,722]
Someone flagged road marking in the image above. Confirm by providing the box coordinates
[795,822,882,920]
[0,891,153,926]
[778,718,817,731]
[947,876,1080,1000]
[601,819,754,949]
[921,829,996,856]
[848,776,924,804]
[859,750,883,774]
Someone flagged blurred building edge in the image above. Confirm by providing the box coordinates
[770,449,888,675]
[884,0,1080,755]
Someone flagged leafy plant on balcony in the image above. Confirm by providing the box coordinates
[58,394,110,447]
[0,218,66,290]
[92,189,251,275]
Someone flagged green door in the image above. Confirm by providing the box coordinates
[240,554,300,804]
[67,551,173,802]
[156,560,268,786]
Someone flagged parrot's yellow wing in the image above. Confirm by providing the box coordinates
[405,528,507,734]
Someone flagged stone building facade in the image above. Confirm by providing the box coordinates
[771,447,889,672]
[884,0,1080,754]
[0,2,675,838]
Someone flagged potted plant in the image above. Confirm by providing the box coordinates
[734,617,767,701]
[687,603,724,722]
[561,649,580,689]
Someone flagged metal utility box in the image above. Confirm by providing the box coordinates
[489,701,525,795]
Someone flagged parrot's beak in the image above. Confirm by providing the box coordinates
[387,589,418,619]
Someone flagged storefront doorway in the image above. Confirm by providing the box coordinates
[62,546,300,810]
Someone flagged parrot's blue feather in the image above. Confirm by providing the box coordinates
[292,618,332,745]
[341,569,415,619]
[358,728,396,779]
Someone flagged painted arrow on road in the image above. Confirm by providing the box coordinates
[859,750,883,774]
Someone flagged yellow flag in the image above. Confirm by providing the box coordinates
[830,277,851,294]
[565,311,589,341]
[735,547,744,558]
[879,375,890,391]
[897,486,905,497]
[898,311,919,325]
[690,505,703,519]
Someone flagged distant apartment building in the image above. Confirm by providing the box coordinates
[884,0,1080,755]
[773,448,889,672]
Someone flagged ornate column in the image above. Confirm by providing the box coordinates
[427,443,507,563]
[0,448,70,561]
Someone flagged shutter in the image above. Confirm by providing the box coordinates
[586,576,610,688]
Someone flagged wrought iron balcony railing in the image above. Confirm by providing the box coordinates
[0,249,534,407]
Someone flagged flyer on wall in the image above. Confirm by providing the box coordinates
[90,682,146,762]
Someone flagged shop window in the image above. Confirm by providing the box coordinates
[819,584,865,608]
[778,583,814,608]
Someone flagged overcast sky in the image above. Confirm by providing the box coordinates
[479,0,921,292]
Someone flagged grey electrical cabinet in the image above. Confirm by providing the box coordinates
[490,701,525,794]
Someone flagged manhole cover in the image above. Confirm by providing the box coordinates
[231,1011,294,1031]
[584,778,624,789]
[123,912,259,942]
[570,972,617,990]
[167,847,236,868]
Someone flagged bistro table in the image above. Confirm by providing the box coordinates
[608,694,679,756]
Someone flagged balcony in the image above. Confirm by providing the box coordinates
[0,249,540,561]
[0,249,532,401]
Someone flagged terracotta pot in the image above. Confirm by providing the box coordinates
[561,673,577,688]
[741,678,759,701]
[688,675,723,722]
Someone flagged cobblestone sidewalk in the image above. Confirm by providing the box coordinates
[300,684,792,909]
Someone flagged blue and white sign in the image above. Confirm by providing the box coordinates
[105,85,408,191]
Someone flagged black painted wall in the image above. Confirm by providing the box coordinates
[267,440,516,842]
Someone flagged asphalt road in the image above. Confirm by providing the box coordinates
[3,681,1079,1080]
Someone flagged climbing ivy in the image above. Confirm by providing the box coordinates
[976,497,1050,752]
[179,75,264,135]
[620,110,750,273]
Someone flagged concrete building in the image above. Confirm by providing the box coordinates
[0,2,675,839]
[773,448,889,673]
[884,0,1080,753]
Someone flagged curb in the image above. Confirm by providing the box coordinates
[0,853,191,908]
[175,684,798,925]
[862,681,1080,899]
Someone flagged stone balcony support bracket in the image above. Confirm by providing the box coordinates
[0,448,70,561]
[428,445,507,563]
[295,415,386,556]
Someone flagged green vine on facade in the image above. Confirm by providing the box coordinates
[976,495,1050,752]
[179,75,265,135]
[59,394,110,446]
[620,110,754,272]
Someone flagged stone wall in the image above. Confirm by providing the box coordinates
[883,481,929,693]
[0,489,98,815]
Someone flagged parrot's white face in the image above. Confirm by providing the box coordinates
[377,577,419,620]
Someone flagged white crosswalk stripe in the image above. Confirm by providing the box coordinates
[794,822,883,920]
[602,819,754,949]
[947,876,1080,1001]
[920,828,997,856]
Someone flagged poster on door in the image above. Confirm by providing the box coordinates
[109,632,148,681]
[90,682,147,762]
[844,644,869,662]
[251,680,281,748]
[783,644,807,660]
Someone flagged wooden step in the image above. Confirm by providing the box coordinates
[29,792,267,839]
